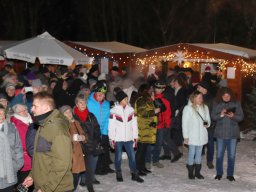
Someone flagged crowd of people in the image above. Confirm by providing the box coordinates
[0,63,244,192]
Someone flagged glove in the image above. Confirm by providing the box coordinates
[133,139,137,148]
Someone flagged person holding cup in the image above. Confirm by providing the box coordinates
[59,105,88,191]
[182,90,211,179]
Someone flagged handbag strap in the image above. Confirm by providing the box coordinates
[195,110,206,122]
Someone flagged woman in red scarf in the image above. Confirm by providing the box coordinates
[73,94,101,192]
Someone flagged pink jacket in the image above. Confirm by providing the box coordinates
[10,116,32,171]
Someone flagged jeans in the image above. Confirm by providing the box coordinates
[207,132,215,163]
[73,173,80,190]
[80,155,98,185]
[187,145,203,165]
[115,141,137,173]
[135,142,149,171]
[216,138,237,176]
[152,128,180,163]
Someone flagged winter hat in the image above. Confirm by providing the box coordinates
[0,93,7,100]
[198,81,209,90]
[94,80,107,93]
[154,80,166,89]
[31,79,42,87]
[115,90,128,103]
[59,105,72,114]
[205,66,211,72]
[5,83,16,90]
[112,66,119,72]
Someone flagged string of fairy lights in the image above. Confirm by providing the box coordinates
[134,49,256,77]
[73,43,256,77]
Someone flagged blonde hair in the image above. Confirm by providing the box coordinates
[189,90,204,109]
[33,92,55,110]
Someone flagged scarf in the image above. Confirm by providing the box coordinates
[33,110,53,126]
[13,113,33,125]
[0,121,15,184]
[74,106,88,122]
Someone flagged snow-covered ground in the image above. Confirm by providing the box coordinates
[78,137,256,192]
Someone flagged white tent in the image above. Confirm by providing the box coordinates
[3,32,92,66]
[73,41,147,53]
[193,43,256,59]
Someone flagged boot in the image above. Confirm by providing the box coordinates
[195,164,204,179]
[79,175,87,186]
[215,175,222,180]
[138,170,147,176]
[87,184,95,192]
[207,161,214,169]
[227,176,235,181]
[116,171,123,182]
[186,164,195,179]
[171,153,182,163]
[131,173,144,183]
[159,155,172,160]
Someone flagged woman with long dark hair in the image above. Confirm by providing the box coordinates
[135,84,157,175]
[211,87,244,181]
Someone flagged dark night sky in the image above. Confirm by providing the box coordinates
[0,0,256,49]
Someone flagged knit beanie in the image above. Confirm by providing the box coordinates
[59,105,72,114]
[115,90,128,103]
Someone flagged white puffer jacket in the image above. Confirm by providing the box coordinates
[108,104,138,142]
[182,102,210,146]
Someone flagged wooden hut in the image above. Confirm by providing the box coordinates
[66,41,146,73]
[132,43,256,102]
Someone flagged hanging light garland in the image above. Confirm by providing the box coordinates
[135,48,256,77]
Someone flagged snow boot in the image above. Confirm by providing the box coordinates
[207,161,214,169]
[195,164,204,179]
[116,171,123,182]
[227,176,235,181]
[131,173,144,183]
[215,175,222,180]
[87,184,95,192]
[186,164,195,179]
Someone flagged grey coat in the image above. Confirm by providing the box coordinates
[0,122,24,189]
[211,101,244,139]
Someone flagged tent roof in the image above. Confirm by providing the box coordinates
[193,43,256,59]
[72,41,147,54]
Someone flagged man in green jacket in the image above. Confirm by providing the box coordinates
[23,92,73,192]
